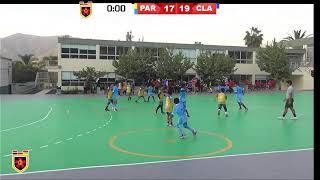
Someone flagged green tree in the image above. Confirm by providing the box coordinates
[74,67,106,92]
[12,61,38,83]
[244,27,264,48]
[113,48,156,84]
[194,53,236,85]
[256,38,292,89]
[154,49,193,81]
[283,30,313,41]
[18,54,34,65]
[74,67,106,82]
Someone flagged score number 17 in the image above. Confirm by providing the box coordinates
[163,5,175,13]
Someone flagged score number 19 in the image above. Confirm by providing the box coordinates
[163,4,191,14]
[179,4,190,12]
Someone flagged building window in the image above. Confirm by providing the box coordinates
[100,46,108,54]
[108,47,116,55]
[100,55,108,59]
[108,56,115,60]
[62,48,69,53]
[88,50,96,54]
[88,55,96,59]
[70,48,78,54]
[70,54,78,59]
[151,48,158,57]
[79,55,87,59]
[229,50,253,64]
[61,54,69,58]
[60,44,96,59]
[80,49,88,54]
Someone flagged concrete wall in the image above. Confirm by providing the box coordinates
[280,67,313,91]
[61,86,84,91]
[0,57,12,94]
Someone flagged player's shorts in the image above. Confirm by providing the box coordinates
[159,101,163,105]
[285,98,294,108]
[166,112,173,116]
[182,101,186,109]
[237,96,243,103]
[107,99,113,104]
[112,95,118,101]
[148,93,154,96]
[218,104,227,110]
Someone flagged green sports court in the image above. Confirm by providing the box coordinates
[0,91,314,177]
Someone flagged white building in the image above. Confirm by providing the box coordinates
[53,37,313,91]
[0,56,12,94]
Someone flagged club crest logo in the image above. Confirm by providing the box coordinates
[12,150,29,173]
[80,1,92,18]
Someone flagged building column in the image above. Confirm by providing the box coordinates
[96,44,100,60]
[57,43,62,87]
[57,70,62,87]
[251,74,256,84]
[253,51,256,64]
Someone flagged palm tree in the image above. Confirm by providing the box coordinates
[283,30,313,41]
[244,27,264,48]
[18,54,34,65]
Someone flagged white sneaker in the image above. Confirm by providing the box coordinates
[291,117,298,120]
[278,116,285,120]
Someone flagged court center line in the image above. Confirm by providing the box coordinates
[0,107,53,133]
[54,141,62,145]
[66,138,73,141]
[39,145,48,149]
[0,148,313,176]
[77,134,83,137]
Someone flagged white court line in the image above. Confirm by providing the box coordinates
[3,154,11,157]
[39,145,48,149]
[92,129,97,131]
[54,141,62,145]
[66,138,73,141]
[98,127,102,129]
[0,148,313,176]
[86,131,91,134]
[77,134,83,137]
[0,107,53,133]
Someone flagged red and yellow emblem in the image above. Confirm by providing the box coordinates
[80,1,92,18]
[12,150,29,173]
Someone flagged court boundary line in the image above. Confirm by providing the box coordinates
[0,148,313,176]
[0,107,53,133]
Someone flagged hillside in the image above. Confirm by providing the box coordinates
[0,33,59,61]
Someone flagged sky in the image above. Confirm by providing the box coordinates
[0,4,314,46]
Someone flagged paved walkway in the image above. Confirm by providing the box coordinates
[34,89,51,95]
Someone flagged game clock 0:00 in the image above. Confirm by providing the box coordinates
[106,4,126,12]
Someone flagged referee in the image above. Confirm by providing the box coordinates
[278,80,298,120]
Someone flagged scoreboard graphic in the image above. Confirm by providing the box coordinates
[134,3,219,15]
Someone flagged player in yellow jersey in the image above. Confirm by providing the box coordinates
[104,86,113,111]
[155,89,165,114]
[135,86,147,103]
[215,88,228,117]
[127,82,132,101]
[165,90,174,126]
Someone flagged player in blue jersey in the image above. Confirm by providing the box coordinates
[172,98,197,139]
[179,87,190,117]
[235,82,248,111]
[147,84,155,102]
[112,81,119,111]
